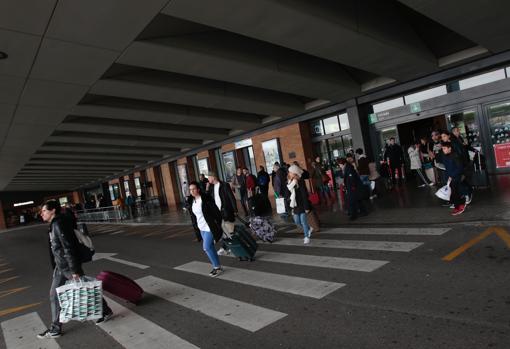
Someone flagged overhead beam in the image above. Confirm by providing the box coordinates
[71,100,263,130]
[160,0,437,80]
[90,70,304,116]
[58,116,230,140]
[119,31,361,101]
[41,142,181,154]
[397,0,510,53]
[47,131,203,149]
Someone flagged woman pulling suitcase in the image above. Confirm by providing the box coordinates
[187,181,224,277]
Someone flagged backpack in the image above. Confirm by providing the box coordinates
[257,174,269,186]
[74,223,95,263]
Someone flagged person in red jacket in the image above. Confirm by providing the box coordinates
[243,168,257,198]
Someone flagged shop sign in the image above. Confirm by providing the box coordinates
[368,113,378,124]
[410,102,422,113]
[234,138,252,149]
[494,143,510,168]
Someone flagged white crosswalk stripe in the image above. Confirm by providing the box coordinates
[312,227,450,236]
[98,296,199,349]
[136,275,287,332]
[226,251,388,272]
[175,261,345,299]
[273,237,423,252]
[1,312,60,349]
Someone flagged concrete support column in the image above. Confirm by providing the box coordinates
[0,200,6,231]
[161,162,181,209]
[347,102,372,158]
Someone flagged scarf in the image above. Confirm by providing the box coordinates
[287,179,298,208]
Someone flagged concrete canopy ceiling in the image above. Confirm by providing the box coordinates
[0,0,503,191]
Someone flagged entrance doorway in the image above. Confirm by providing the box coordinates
[397,115,447,150]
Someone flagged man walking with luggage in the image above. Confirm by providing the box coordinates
[232,167,249,216]
[38,200,112,339]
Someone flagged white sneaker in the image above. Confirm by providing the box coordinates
[449,204,455,209]
[303,237,310,244]
[465,194,473,205]
[428,182,435,187]
[217,248,227,256]
[418,184,427,188]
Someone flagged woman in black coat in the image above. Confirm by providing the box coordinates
[187,181,224,277]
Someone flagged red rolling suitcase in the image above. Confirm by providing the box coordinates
[96,271,143,304]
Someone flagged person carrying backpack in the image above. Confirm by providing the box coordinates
[256,165,270,197]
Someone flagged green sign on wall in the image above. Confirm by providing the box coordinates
[368,113,378,124]
[410,102,422,113]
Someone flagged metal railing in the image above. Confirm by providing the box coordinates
[76,197,161,222]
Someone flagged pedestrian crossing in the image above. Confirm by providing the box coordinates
[136,276,287,332]
[99,296,199,349]
[1,312,61,349]
[1,225,451,348]
[174,261,345,299]
[273,237,423,252]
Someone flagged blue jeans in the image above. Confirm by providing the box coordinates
[293,212,310,238]
[200,231,220,268]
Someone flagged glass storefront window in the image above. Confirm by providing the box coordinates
[339,113,349,131]
[109,183,120,201]
[222,151,236,182]
[197,158,209,176]
[447,110,481,148]
[310,120,324,137]
[313,140,329,167]
[134,177,142,197]
[372,97,404,113]
[342,134,353,154]
[459,69,506,90]
[404,85,447,104]
[487,102,510,168]
[323,116,340,134]
[262,138,282,173]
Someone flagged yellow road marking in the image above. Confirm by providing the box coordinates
[0,303,41,317]
[442,226,510,262]
[0,276,19,285]
[0,286,29,299]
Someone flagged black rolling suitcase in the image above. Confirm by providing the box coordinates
[470,154,489,188]
[223,220,258,261]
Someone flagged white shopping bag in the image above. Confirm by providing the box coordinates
[56,276,103,323]
[435,179,452,201]
[275,197,286,214]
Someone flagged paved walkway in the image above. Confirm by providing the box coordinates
[111,174,510,227]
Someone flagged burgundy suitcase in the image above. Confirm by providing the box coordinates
[97,271,143,304]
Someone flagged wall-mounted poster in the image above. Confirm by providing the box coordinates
[197,158,209,176]
[262,138,282,172]
[222,151,236,182]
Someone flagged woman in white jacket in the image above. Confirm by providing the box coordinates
[408,142,433,187]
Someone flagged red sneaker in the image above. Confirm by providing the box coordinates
[451,204,466,216]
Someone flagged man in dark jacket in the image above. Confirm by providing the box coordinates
[442,142,470,216]
[256,166,270,197]
[384,137,404,185]
[38,200,112,340]
[339,158,367,220]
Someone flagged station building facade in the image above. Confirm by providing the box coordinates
[1,55,510,228]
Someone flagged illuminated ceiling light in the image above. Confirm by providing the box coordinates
[438,46,489,67]
[14,200,34,207]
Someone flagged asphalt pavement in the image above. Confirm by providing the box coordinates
[0,221,509,349]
